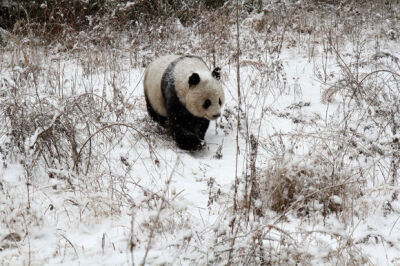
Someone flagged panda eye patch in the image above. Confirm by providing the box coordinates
[203,99,211,109]
[219,98,222,106]
[189,73,200,86]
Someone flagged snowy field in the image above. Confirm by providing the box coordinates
[1,2,400,265]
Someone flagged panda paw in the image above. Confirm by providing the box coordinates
[175,133,205,151]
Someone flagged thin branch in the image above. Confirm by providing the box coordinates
[140,157,179,266]
[72,122,155,172]
[59,233,79,258]
[233,0,241,213]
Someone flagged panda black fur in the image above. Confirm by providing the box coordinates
[144,55,225,151]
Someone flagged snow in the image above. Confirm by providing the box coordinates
[1,5,400,265]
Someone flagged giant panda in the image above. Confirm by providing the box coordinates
[144,55,225,151]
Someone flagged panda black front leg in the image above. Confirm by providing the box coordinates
[170,123,204,151]
[166,98,206,151]
[198,119,210,140]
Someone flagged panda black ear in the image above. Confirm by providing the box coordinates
[212,67,221,80]
[189,73,200,86]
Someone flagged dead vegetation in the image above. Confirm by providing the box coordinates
[1,0,400,265]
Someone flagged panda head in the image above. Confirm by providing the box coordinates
[185,67,225,120]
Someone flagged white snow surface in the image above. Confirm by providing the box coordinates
[1,15,400,265]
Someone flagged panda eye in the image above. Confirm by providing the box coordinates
[219,98,222,106]
[203,99,211,109]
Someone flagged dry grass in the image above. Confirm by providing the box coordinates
[263,145,363,217]
[1,1,400,265]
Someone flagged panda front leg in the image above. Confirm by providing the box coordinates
[198,119,210,140]
[166,100,205,151]
[170,121,204,151]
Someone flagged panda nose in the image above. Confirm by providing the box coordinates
[213,113,221,119]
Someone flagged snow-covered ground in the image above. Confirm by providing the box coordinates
[1,3,400,265]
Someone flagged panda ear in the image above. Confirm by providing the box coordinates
[189,73,200,86]
[212,67,221,80]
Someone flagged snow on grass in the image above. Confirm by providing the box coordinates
[1,6,400,265]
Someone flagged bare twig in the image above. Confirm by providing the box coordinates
[227,216,241,266]
[72,122,155,172]
[59,233,79,258]
[140,157,179,266]
[233,0,241,213]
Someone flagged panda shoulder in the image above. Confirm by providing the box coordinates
[147,55,180,74]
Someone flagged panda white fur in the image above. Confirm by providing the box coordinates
[144,55,225,151]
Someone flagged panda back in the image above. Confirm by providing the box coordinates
[144,55,180,117]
